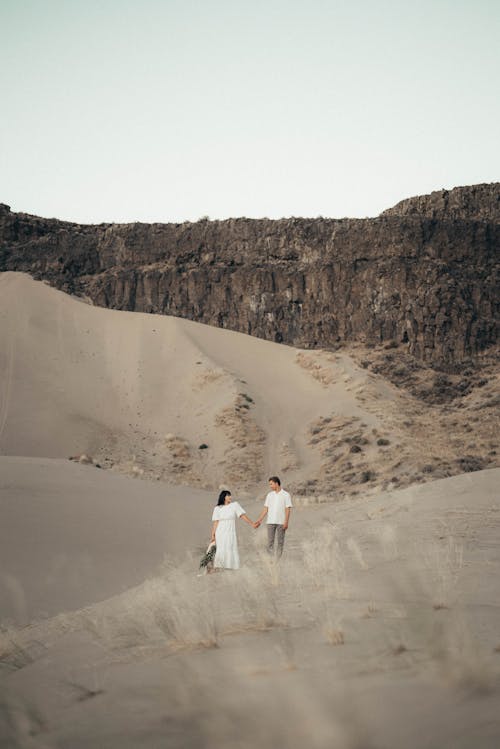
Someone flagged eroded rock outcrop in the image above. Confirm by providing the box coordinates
[382,183,500,221]
[1,183,498,368]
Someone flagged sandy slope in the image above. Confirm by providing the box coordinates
[1,463,499,748]
[0,272,344,489]
[1,271,499,748]
[1,272,498,498]
[0,456,217,625]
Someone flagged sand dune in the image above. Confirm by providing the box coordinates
[2,272,497,499]
[0,273,390,494]
[0,456,217,625]
[1,460,499,748]
[0,272,346,489]
[1,271,499,748]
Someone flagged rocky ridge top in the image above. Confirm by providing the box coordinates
[381,182,500,221]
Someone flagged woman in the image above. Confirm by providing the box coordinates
[210,490,256,570]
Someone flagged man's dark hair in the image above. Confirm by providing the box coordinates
[268,476,281,486]
[217,489,231,506]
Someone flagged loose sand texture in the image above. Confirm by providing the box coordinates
[1,271,499,748]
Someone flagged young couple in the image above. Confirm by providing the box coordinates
[205,476,293,571]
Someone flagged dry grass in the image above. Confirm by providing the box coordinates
[301,526,348,597]
[420,535,464,610]
[297,343,500,499]
[295,351,337,386]
[2,515,497,729]
[0,527,361,663]
[375,529,497,694]
[191,366,227,389]
[71,550,294,657]
[325,627,345,645]
[214,395,266,485]
[1,537,498,749]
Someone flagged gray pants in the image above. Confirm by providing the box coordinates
[267,524,286,556]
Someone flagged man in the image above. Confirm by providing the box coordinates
[255,476,293,557]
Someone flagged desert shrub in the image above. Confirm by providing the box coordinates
[344,435,369,446]
[360,470,376,483]
[455,455,488,473]
[325,628,344,645]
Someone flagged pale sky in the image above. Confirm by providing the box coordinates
[1,0,499,223]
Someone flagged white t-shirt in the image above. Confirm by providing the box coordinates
[264,489,292,525]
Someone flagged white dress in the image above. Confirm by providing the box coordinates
[212,501,246,569]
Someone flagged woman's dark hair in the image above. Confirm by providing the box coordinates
[217,490,231,506]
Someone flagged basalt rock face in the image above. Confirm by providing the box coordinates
[1,183,498,368]
[382,183,500,222]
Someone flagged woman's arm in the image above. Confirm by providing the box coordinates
[239,514,256,528]
[211,520,218,542]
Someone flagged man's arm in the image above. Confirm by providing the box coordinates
[283,506,291,531]
[255,506,268,527]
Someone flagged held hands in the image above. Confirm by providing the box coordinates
[253,520,261,529]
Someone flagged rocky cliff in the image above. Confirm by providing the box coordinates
[382,183,500,221]
[1,183,498,367]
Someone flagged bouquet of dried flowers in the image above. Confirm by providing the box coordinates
[199,541,216,569]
